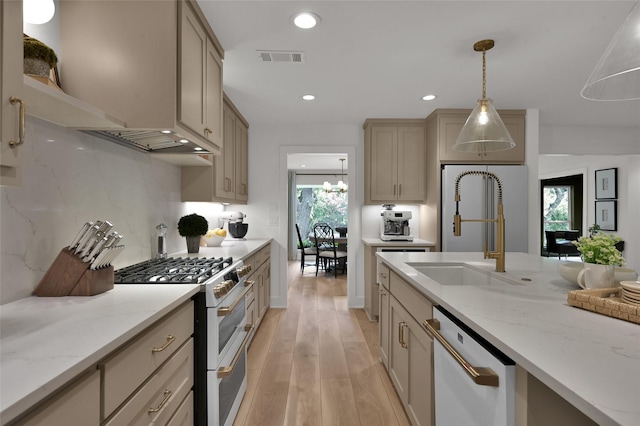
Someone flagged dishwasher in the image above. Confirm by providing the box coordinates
[424,306,515,426]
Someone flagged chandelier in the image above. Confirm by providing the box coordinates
[323,158,348,193]
[452,39,515,154]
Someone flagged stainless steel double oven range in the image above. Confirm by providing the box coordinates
[114,256,253,426]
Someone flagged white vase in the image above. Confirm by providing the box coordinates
[577,263,615,289]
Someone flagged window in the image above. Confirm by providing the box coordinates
[296,186,347,247]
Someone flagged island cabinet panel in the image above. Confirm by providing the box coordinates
[364,119,427,204]
[378,276,391,368]
[385,270,434,426]
[182,95,250,203]
[243,243,271,335]
[0,0,23,186]
[426,109,526,164]
[15,370,100,426]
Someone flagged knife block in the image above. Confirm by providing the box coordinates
[34,247,114,297]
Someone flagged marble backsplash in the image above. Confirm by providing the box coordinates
[0,117,190,304]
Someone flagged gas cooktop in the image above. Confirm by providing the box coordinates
[114,256,234,284]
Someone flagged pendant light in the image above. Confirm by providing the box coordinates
[453,39,515,154]
[323,158,348,193]
[23,0,55,25]
[581,1,640,101]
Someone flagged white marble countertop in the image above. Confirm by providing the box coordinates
[362,237,436,247]
[377,251,640,426]
[169,237,271,260]
[0,238,271,424]
[0,284,200,424]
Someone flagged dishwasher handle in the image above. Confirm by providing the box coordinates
[423,319,499,387]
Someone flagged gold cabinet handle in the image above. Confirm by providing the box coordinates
[204,127,212,136]
[9,97,25,146]
[224,177,232,192]
[245,279,255,287]
[422,319,499,387]
[151,335,176,353]
[398,321,407,348]
[399,184,402,196]
[218,325,253,378]
[217,285,251,316]
[393,184,397,196]
[148,389,172,413]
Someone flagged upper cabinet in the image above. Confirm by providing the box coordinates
[57,0,224,155]
[181,95,249,204]
[426,109,526,164]
[1,0,24,186]
[364,119,426,204]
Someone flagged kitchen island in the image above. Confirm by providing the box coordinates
[0,238,271,425]
[377,251,639,426]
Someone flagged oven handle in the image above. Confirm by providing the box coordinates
[217,285,251,316]
[217,324,254,378]
[422,318,499,387]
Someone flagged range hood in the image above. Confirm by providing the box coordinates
[85,129,212,154]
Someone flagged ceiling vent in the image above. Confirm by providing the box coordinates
[257,50,305,63]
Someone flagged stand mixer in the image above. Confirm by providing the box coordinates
[218,211,248,239]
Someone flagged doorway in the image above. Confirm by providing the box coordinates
[540,174,584,255]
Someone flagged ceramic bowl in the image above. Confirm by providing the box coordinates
[558,262,638,286]
[203,233,225,247]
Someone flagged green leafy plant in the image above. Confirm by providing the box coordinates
[177,213,208,237]
[23,35,57,69]
[588,223,601,237]
[573,233,625,266]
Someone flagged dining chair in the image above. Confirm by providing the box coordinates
[313,224,347,278]
[296,224,317,273]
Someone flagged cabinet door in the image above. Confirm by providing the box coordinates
[397,126,426,202]
[379,284,390,369]
[389,296,433,426]
[215,104,235,199]
[1,0,23,186]
[205,38,223,148]
[235,119,249,202]
[369,126,398,202]
[438,111,525,164]
[179,3,207,139]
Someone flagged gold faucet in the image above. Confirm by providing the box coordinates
[453,170,506,272]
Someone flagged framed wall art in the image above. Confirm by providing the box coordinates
[595,200,617,231]
[595,168,617,199]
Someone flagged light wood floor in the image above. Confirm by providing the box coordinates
[233,261,410,426]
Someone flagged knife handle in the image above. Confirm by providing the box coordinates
[69,221,93,250]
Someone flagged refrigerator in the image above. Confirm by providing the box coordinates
[441,165,528,253]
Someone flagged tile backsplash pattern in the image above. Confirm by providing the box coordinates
[0,117,188,304]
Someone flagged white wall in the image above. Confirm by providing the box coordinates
[0,117,188,304]
[539,154,640,271]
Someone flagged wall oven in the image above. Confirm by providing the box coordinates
[115,256,253,426]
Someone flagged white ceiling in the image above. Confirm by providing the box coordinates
[197,0,640,169]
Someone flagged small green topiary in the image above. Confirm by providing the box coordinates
[177,213,208,237]
[24,35,57,69]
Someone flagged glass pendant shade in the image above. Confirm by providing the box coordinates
[24,0,55,25]
[581,1,640,101]
[453,98,515,153]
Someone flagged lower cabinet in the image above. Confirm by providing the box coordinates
[378,274,391,368]
[17,370,100,426]
[382,269,434,426]
[244,243,271,334]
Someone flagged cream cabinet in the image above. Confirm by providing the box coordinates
[181,95,250,203]
[58,0,223,153]
[243,244,271,335]
[364,119,426,204]
[385,270,434,426]
[14,370,100,426]
[426,108,526,164]
[378,270,391,369]
[101,301,194,423]
[1,0,24,186]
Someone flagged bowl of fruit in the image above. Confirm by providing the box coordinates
[203,228,227,247]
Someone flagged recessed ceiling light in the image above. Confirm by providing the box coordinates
[179,139,189,143]
[302,94,316,101]
[301,164,307,168]
[293,12,320,29]
[161,130,172,134]
[422,94,437,101]
[194,147,203,151]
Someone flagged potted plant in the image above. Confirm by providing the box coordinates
[573,232,625,288]
[23,35,57,78]
[177,213,208,253]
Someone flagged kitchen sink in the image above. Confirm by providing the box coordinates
[408,263,493,286]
